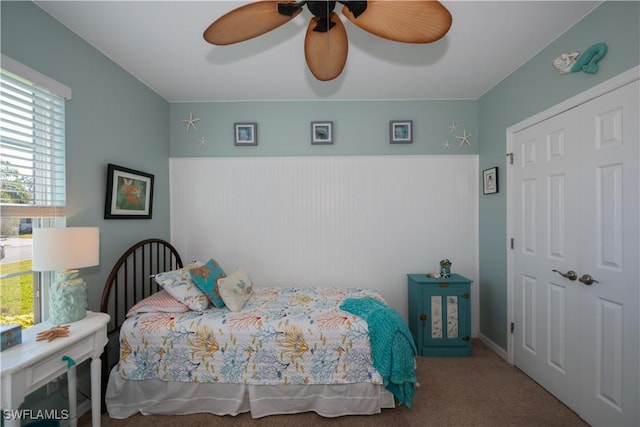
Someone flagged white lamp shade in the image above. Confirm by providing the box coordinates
[32,227,100,271]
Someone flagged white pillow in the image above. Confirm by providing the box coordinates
[218,267,254,312]
[154,265,209,311]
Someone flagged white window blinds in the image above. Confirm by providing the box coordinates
[1,56,70,217]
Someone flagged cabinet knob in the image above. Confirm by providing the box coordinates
[420,313,427,322]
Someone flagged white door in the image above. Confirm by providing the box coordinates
[510,78,639,426]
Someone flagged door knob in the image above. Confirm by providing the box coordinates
[552,269,577,281]
[579,274,599,286]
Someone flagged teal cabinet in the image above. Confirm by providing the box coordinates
[407,273,473,357]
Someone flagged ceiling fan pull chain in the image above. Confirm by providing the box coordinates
[325,1,332,52]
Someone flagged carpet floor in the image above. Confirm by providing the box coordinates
[82,340,586,427]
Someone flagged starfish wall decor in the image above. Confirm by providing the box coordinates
[443,121,473,151]
[182,113,200,131]
[456,130,472,147]
[181,113,211,148]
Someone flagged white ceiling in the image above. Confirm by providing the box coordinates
[34,1,600,102]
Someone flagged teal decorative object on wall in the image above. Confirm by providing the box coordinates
[553,43,608,75]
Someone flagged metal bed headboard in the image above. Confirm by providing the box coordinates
[99,238,183,411]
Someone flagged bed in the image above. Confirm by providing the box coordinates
[100,238,415,419]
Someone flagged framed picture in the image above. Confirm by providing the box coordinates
[390,120,413,144]
[483,167,499,194]
[234,122,258,146]
[311,121,333,145]
[105,164,154,219]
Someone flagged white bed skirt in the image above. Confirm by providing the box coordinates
[106,367,395,419]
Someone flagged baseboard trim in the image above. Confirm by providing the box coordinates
[479,333,508,362]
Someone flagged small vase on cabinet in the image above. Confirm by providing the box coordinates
[439,259,451,278]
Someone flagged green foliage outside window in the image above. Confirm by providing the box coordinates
[0,259,35,328]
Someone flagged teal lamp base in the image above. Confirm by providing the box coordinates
[49,270,87,325]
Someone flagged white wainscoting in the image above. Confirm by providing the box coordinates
[170,155,478,328]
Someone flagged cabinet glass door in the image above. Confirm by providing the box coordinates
[430,295,460,338]
[425,288,469,347]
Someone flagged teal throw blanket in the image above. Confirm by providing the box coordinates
[340,297,417,407]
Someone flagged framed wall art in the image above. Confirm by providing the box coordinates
[105,164,154,219]
[390,120,413,144]
[311,121,333,145]
[234,122,258,146]
[483,167,498,194]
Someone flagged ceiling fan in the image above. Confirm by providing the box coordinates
[203,1,452,81]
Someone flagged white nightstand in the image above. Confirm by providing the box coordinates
[1,311,110,427]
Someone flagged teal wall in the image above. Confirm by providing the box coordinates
[170,100,478,156]
[477,1,640,350]
[1,1,171,313]
[1,1,171,416]
[1,0,638,418]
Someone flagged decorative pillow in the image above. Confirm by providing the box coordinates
[126,290,190,317]
[218,267,254,312]
[154,266,209,311]
[190,259,227,308]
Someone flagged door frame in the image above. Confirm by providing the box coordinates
[505,66,640,364]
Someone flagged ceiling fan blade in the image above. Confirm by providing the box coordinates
[204,1,302,45]
[304,12,349,81]
[342,0,452,43]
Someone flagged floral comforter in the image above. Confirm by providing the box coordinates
[117,287,385,386]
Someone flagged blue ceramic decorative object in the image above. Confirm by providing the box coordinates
[49,270,87,325]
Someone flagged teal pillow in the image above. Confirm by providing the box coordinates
[189,259,226,308]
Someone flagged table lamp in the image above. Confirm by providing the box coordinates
[32,227,99,325]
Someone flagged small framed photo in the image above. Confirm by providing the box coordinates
[483,167,498,194]
[311,121,333,145]
[234,122,258,146]
[105,164,154,219]
[390,120,413,144]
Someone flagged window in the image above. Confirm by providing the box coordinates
[0,55,71,328]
